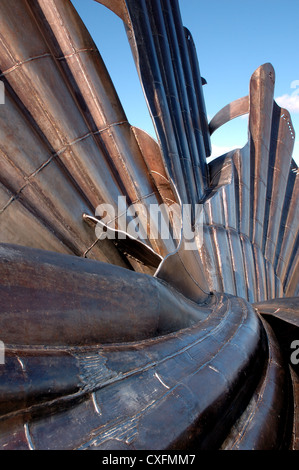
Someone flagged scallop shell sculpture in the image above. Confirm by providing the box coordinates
[0,0,298,450]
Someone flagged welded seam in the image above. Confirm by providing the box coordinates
[0,53,52,77]
[0,122,129,215]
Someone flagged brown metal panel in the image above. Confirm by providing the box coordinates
[184,27,211,162]
[204,191,225,227]
[131,126,178,208]
[241,234,257,303]
[205,153,237,252]
[0,130,125,263]
[0,287,268,449]
[124,1,190,208]
[29,0,181,258]
[254,297,299,378]
[290,367,299,450]
[200,225,223,293]
[123,0,210,207]
[95,0,129,23]
[146,0,199,202]
[160,0,208,196]
[0,244,212,347]
[0,0,183,267]
[222,182,237,231]
[209,95,249,136]
[84,298,264,450]
[0,417,32,451]
[208,152,233,189]
[0,1,50,72]
[254,297,299,324]
[264,106,294,264]
[285,252,299,298]
[0,183,71,253]
[0,183,14,213]
[28,396,104,450]
[275,274,284,299]
[212,226,236,296]
[253,244,267,302]
[275,175,299,283]
[155,235,211,303]
[233,145,251,238]
[249,64,275,248]
[0,2,128,198]
[265,259,276,300]
[227,229,248,300]
[0,352,80,417]
[0,199,72,255]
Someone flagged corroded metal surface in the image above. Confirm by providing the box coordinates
[0,0,298,451]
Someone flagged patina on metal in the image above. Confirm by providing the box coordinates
[0,0,298,450]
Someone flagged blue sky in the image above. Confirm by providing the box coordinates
[71,0,299,165]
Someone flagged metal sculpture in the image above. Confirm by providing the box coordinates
[0,0,298,450]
